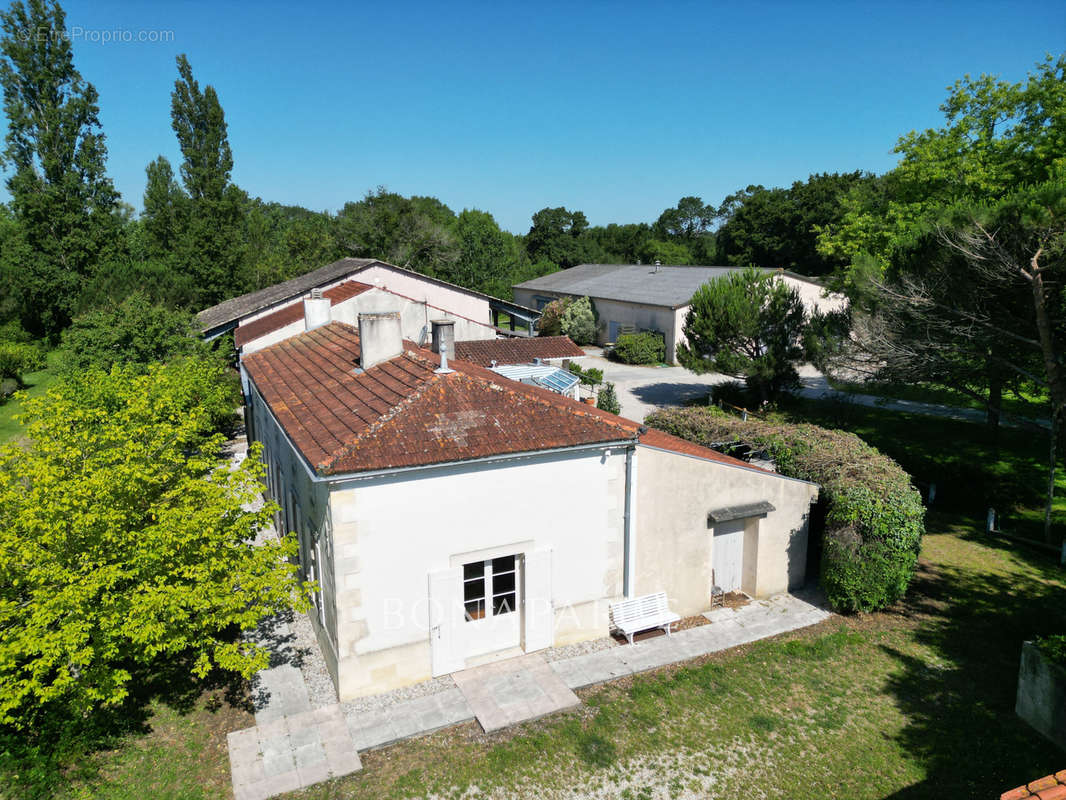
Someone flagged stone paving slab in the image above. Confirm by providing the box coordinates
[452,653,580,733]
[253,664,311,725]
[345,687,475,751]
[229,705,361,800]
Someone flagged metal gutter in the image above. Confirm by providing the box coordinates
[623,444,638,598]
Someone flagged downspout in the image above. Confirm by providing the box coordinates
[623,443,638,598]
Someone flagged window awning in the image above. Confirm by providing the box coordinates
[707,501,775,526]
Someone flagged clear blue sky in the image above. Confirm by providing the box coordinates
[21,0,1066,233]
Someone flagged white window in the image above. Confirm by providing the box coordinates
[463,555,517,621]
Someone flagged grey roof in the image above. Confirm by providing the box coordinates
[197,257,538,334]
[197,258,379,332]
[514,264,821,309]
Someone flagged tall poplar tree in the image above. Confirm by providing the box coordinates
[169,54,245,305]
[0,0,121,338]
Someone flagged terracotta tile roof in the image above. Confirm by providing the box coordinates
[242,323,639,476]
[638,427,764,471]
[234,281,374,348]
[1002,771,1066,800]
[453,336,586,366]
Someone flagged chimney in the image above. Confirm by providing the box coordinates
[303,288,331,330]
[430,319,456,357]
[358,311,403,369]
[654,260,661,273]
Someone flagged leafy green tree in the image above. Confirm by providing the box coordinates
[819,55,1066,281]
[596,382,621,415]
[0,358,306,725]
[58,293,205,372]
[584,222,652,264]
[654,196,716,261]
[335,188,459,274]
[679,267,807,404]
[716,173,869,276]
[560,295,596,344]
[637,238,693,266]
[0,0,122,338]
[141,155,185,258]
[525,207,605,268]
[169,55,246,305]
[447,208,521,291]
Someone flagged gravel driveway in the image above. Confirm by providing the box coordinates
[578,349,731,422]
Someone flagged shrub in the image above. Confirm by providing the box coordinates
[1035,634,1066,667]
[560,296,597,345]
[0,340,44,383]
[711,380,758,410]
[568,362,603,386]
[537,298,570,337]
[58,293,205,373]
[611,331,665,364]
[597,382,621,415]
[644,406,925,613]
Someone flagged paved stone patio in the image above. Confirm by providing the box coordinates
[228,705,361,800]
[451,653,580,733]
[228,591,830,798]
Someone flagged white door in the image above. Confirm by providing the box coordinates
[461,555,522,659]
[713,520,745,593]
[428,567,464,676]
[523,549,553,652]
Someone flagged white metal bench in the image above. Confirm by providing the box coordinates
[609,592,681,645]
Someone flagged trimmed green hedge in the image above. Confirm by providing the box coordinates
[611,331,665,364]
[645,406,925,613]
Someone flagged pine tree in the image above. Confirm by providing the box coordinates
[0,0,121,338]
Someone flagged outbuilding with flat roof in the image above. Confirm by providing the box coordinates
[513,263,845,363]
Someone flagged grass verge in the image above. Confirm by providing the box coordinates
[0,350,63,444]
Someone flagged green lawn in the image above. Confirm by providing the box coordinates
[773,395,1066,544]
[827,377,1050,421]
[21,514,1061,799]
[0,350,63,444]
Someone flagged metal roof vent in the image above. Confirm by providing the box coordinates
[654,260,661,273]
[435,340,454,374]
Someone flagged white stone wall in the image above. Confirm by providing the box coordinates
[245,380,341,688]
[328,447,627,699]
[633,445,818,616]
[780,275,848,316]
[358,264,491,325]
[239,287,496,355]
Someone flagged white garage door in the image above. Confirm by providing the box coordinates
[713,520,745,593]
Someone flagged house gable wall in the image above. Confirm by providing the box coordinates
[634,445,817,616]
[239,286,497,355]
